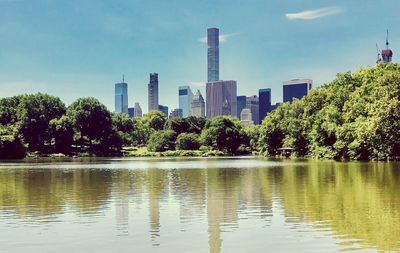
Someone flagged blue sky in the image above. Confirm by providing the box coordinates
[0,0,399,112]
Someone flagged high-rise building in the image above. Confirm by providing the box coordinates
[179,86,194,117]
[382,30,393,63]
[237,96,246,119]
[283,79,312,103]
[246,95,259,125]
[115,79,128,114]
[206,80,237,118]
[240,108,254,125]
[259,88,271,124]
[207,28,219,82]
[190,89,205,117]
[158,105,168,117]
[170,108,183,119]
[128,107,135,118]
[134,102,142,118]
[148,73,159,112]
[271,102,281,112]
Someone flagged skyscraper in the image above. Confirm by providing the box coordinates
[208,28,219,82]
[206,80,237,118]
[237,96,246,119]
[115,79,128,114]
[134,102,142,118]
[246,95,259,125]
[128,107,135,118]
[259,88,271,124]
[179,86,194,117]
[382,30,393,63]
[148,73,159,112]
[283,79,312,103]
[190,89,205,117]
[240,108,254,125]
[158,105,168,117]
[170,108,183,119]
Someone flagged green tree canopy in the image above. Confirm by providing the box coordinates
[176,133,201,150]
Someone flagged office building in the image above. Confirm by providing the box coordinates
[158,105,168,117]
[382,30,393,63]
[283,79,312,103]
[115,79,128,114]
[240,108,254,125]
[259,88,271,124]
[237,96,246,119]
[246,95,259,125]
[134,102,142,118]
[206,80,237,118]
[170,108,183,119]
[179,86,194,117]
[148,73,159,112]
[190,89,205,117]
[208,28,219,82]
[271,102,281,112]
[128,107,135,118]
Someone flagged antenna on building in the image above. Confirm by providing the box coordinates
[123,74,125,83]
[386,29,390,49]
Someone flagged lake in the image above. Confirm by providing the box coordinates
[0,157,399,252]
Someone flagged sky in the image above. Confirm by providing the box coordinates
[0,0,399,113]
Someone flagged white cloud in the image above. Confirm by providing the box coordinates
[286,7,342,20]
[199,33,238,43]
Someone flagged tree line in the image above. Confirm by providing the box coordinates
[1,63,400,160]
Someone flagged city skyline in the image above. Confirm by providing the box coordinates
[0,0,399,112]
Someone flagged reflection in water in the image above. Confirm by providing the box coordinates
[0,158,399,252]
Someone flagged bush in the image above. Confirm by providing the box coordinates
[147,130,176,152]
[0,134,25,159]
[176,133,201,150]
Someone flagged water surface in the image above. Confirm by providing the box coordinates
[0,157,399,252]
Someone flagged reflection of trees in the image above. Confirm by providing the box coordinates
[276,161,400,251]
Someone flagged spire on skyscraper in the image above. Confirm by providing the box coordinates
[381,29,393,63]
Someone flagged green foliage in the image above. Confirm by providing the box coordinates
[201,116,248,154]
[165,116,206,135]
[143,110,167,131]
[0,126,25,159]
[147,130,176,152]
[112,113,135,146]
[176,133,201,150]
[49,115,74,154]
[260,63,400,160]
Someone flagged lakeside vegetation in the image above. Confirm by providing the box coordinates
[1,63,400,160]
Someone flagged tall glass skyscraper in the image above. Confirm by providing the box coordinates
[237,96,246,119]
[178,86,193,117]
[206,80,237,118]
[148,73,159,112]
[259,88,271,124]
[158,105,168,117]
[115,81,128,114]
[246,95,259,125]
[283,79,312,103]
[207,28,219,82]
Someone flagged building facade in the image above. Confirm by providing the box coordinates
[283,79,312,103]
[206,80,237,118]
[128,107,135,118]
[246,95,259,125]
[240,108,254,125]
[170,108,183,119]
[237,96,246,119]
[115,82,128,114]
[158,105,168,117]
[258,88,271,124]
[207,28,219,82]
[134,102,142,118]
[190,89,205,117]
[148,73,159,112]
[179,86,194,117]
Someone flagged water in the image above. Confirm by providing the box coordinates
[0,157,399,252]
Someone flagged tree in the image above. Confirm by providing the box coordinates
[165,116,206,135]
[176,133,201,150]
[147,130,176,152]
[201,116,248,154]
[66,97,113,148]
[112,113,135,146]
[49,116,74,154]
[0,126,25,159]
[144,110,167,131]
